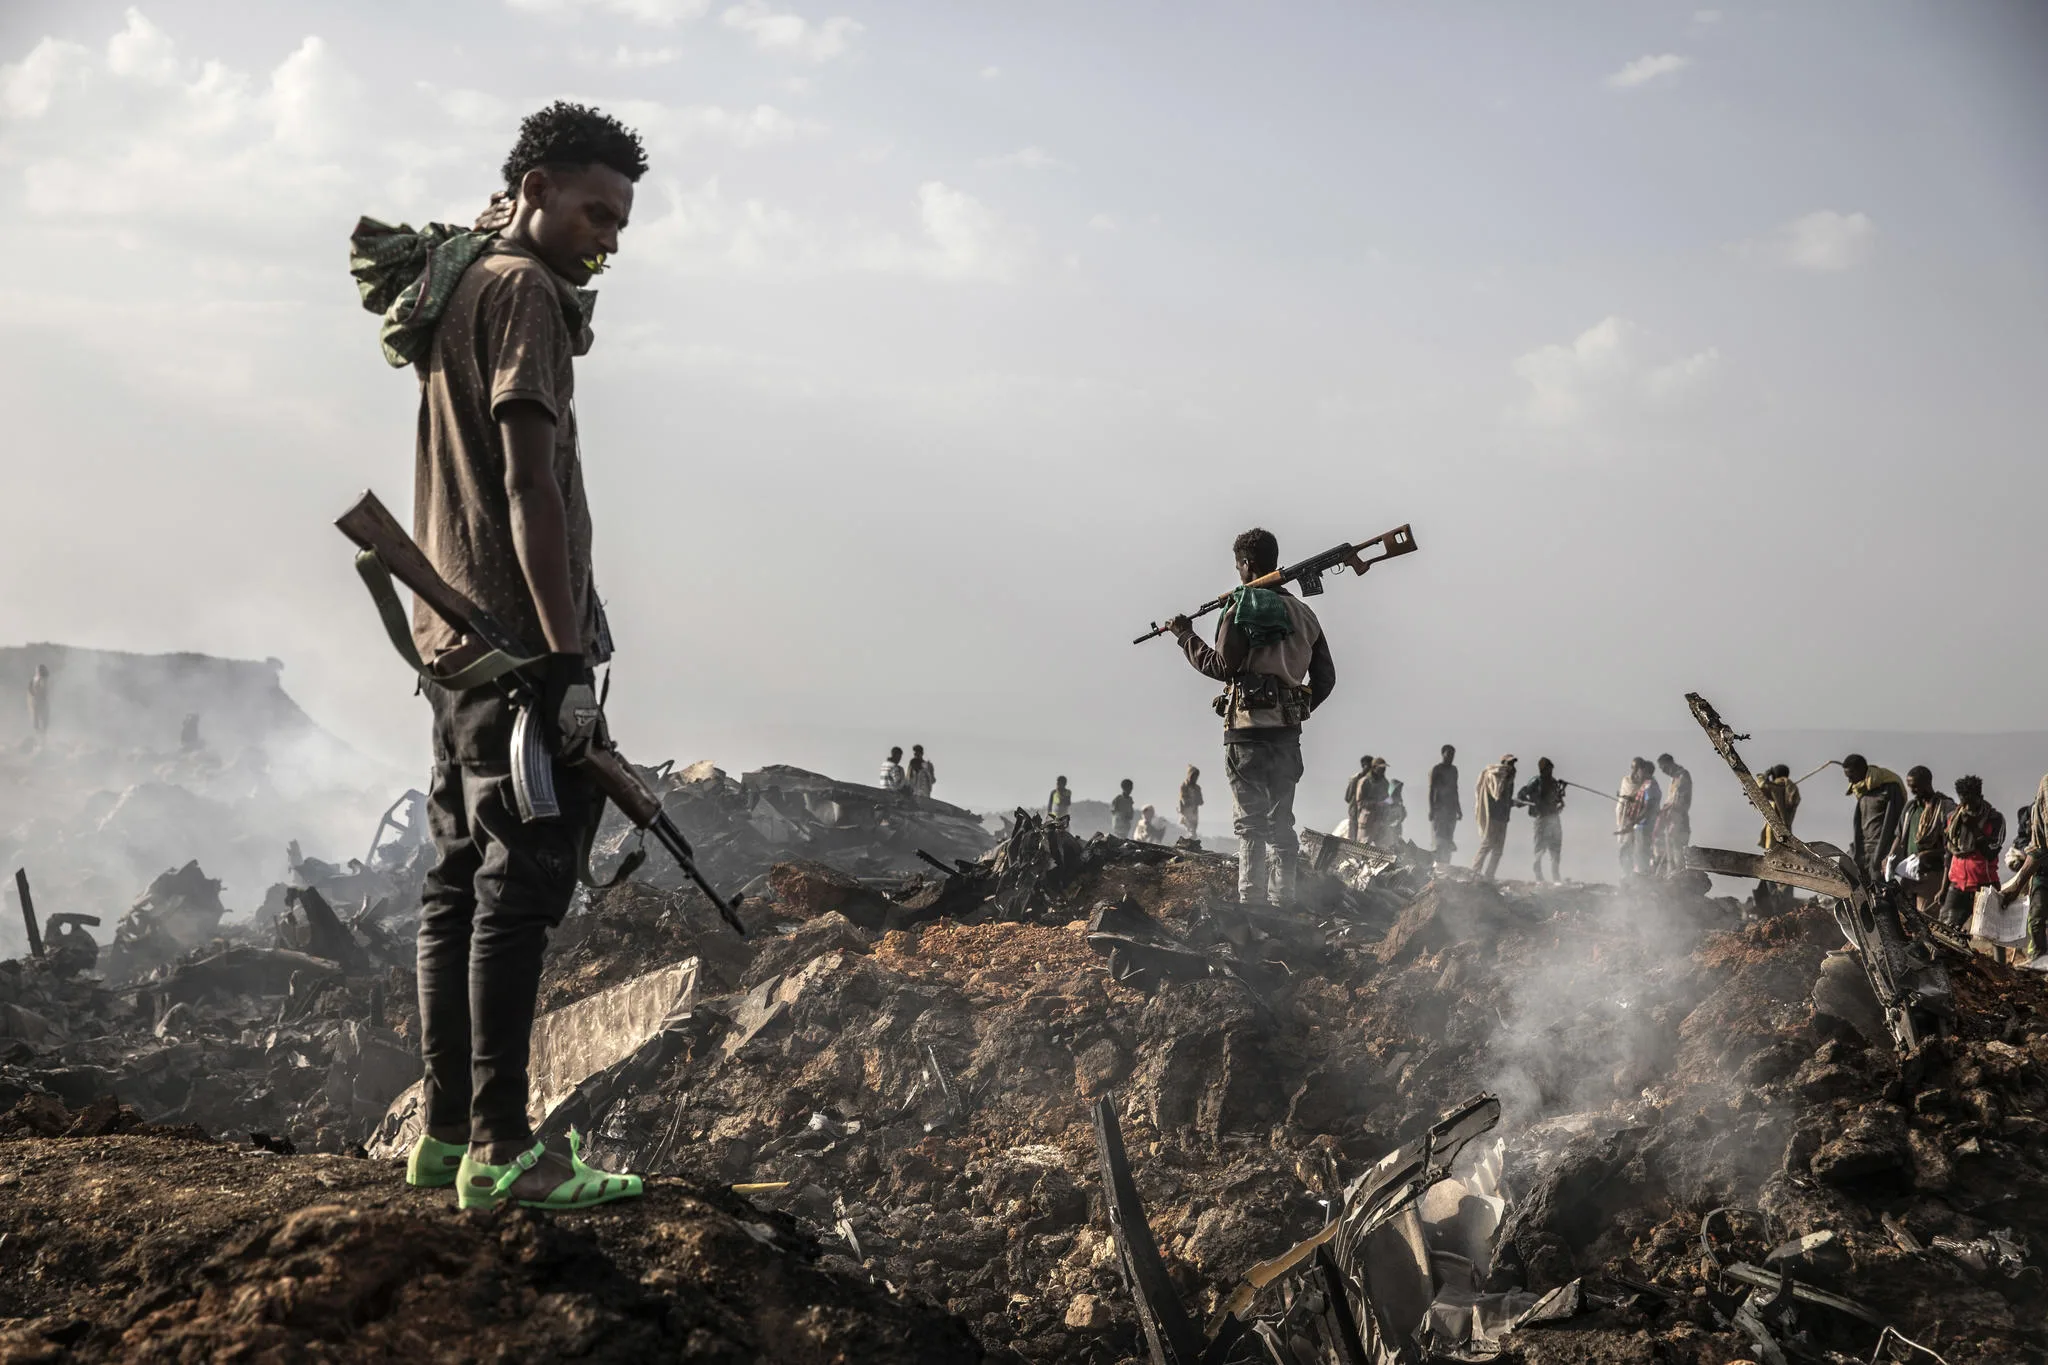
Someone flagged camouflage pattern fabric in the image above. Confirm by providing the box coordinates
[349,218,595,369]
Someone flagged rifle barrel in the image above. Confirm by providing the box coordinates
[1133,523,1416,645]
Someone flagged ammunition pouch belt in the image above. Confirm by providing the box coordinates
[1213,673,1313,727]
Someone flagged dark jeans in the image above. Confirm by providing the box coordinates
[1939,882,1981,932]
[418,685,603,1146]
[1226,735,1303,905]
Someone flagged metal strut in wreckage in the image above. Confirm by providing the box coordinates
[1681,692,1952,1054]
[1091,1092,1501,1365]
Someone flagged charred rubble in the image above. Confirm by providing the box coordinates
[3,731,2048,1363]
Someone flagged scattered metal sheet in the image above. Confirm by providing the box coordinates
[528,958,700,1126]
[1092,1095,1244,1365]
[368,956,700,1158]
[1719,1262,1886,1327]
[13,869,42,959]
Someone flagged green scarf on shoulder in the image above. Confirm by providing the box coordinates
[1228,587,1293,647]
[349,218,500,368]
[349,218,600,369]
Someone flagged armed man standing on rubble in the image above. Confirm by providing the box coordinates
[391,102,648,1212]
[1168,528,1336,907]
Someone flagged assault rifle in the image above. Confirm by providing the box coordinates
[1133,524,1418,645]
[335,490,747,937]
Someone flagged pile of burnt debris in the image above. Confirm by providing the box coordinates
[5,726,2048,1363]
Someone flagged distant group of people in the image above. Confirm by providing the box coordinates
[1612,754,1693,879]
[1826,755,2046,955]
[1051,768,1205,845]
[1344,745,1696,886]
[878,744,937,800]
[1342,756,1406,846]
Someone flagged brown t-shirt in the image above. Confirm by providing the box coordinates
[413,241,603,664]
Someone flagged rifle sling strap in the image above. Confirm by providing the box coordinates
[352,549,639,889]
[352,550,540,691]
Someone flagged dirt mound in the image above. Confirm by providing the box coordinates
[0,1126,986,1364]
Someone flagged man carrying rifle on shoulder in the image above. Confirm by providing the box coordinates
[371,102,648,1211]
[1168,529,1337,908]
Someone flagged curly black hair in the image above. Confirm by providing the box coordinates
[501,100,648,191]
[1232,527,1279,575]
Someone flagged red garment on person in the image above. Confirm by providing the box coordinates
[1949,852,1999,892]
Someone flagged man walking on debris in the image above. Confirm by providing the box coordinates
[1842,754,1906,886]
[1616,757,1661,877]
[1429,744,1461,864]
[906,744,935,800]
[399,102,648,1210]
[2000,771,2048,962]
[1178,766,1203,841]
[1755,762,1803,912]
[1472,755,1517,881]
[1364,758,1400,844]
[1518,757,1566,883]
[1653,753,1692,874]
[1048,775,1072,823]
[1889,766,1956,913]
[1168,527,1335,907]
[1344,755,1374,841]
[879,746,908,793]
[25,664,48,745]
[1940,776,2005,930]
[1110,779,1137,839]
[1382,768,1409,844]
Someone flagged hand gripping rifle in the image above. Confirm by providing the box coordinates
[335,490,746,937]
[1133,525,1418,645]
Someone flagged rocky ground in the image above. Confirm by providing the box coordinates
[0,1123,984,1363]
[4,773,2048,1361]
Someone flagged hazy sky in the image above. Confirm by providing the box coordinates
[3,1,2045,833]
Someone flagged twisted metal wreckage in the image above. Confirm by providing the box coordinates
[1082,694,1961,1365]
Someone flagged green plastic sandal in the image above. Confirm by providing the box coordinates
[456,1130,644,1210]
[406,1134,466,1188]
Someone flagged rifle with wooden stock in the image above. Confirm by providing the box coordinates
[335,490,746,937]
[1133,524,1419,645]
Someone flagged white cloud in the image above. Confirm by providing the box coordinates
[904,181,1027,281]
[1645,346,1722,402]
[979,65,1000,80]
[611,45,682,67]
[605,98,825,149]
[507,0,710,26]
[0,37,91,118]
[978,146,1067,172]
[721,0,862,63]
[633,176,1029,282]
[436,87,511,129]
[105,8,179,83]
[269,37,358,155]
[675,103,822,146]
[10,15,363,226]
[1605,53,1690,90]
[1511,316,1719,428]
[1087,213,1118,232]
[1756,209,1876,271]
